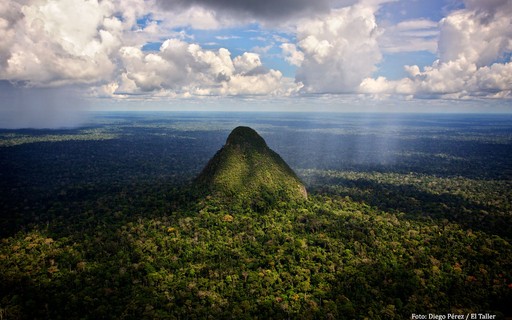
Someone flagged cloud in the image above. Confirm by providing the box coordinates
[0,0,150,87]
[153,6,230,30]
[215,35,241,40]
[280,43,304,66]
[251,45,273,54]
[0,0,302,98]
[2,0,511,120]
[380,19,438,53]
[463,0,512,16]
[292,5,382,93]
[360,1,512,99]
[153,0,335,23]
[438,3,512,67]
[111,39,301,97]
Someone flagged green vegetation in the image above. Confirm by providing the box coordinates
[301,170,512,240]
[195,126,307,210]
[0,112,511,319]
[0,128,118,147]
[1,193,510,319]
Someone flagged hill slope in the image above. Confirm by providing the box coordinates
[195,126,307,208]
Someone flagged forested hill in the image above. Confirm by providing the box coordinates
[194,126,307,210]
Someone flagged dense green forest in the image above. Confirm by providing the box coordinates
[1,112,511,319]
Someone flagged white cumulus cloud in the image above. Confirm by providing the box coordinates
[292,5,382,93]
[2,0,511,107]
[0,0,151,86]
[360,0,512,99]
[113,39,301,97]
[280,43,304,67]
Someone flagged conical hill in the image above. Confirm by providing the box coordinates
[195,126,307,208]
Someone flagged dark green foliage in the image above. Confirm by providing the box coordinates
[1,113,511,319]
[302,170,512,240]
[195,126,307,210]
[1,195,511,319]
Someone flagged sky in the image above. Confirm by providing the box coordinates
[0,0,511,127]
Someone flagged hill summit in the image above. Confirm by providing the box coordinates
[195,126,307,209]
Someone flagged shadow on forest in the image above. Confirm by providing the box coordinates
[0,136,208,238]
[310,177,512,240]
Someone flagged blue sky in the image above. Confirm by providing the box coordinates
[0,0,511,127]
[377,0,459,22]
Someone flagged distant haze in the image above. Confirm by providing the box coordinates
[0,81,88,129]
